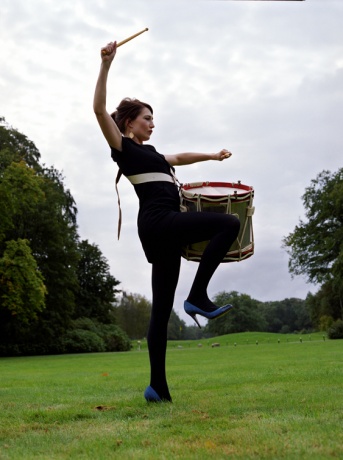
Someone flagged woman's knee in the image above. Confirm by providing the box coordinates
[223,214,240,237]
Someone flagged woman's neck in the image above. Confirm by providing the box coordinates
[125,134,142,145]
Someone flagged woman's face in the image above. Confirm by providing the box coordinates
[128,107,154,143]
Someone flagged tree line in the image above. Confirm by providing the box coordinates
[0,118,129,356]
[114,290,316,341]
[1,119,342,356]
[283,167,343,339]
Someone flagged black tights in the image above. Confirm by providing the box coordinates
[147,212,240,400]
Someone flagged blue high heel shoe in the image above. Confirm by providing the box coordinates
[144,386,162,402]
[184,301,234,329]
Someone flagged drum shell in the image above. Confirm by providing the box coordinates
[181,182,254,262]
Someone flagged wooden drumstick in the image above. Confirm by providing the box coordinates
[101,28,149,55]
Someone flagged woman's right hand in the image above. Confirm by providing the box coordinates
[100,41,117,63]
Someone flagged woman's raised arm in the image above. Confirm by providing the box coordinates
[93,41,122,151]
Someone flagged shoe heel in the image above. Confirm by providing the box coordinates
[190,313,201,329]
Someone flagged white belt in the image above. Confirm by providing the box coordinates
[127,172,174,185]
[116,169,179,240]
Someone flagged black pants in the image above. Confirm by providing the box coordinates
[147,211,240,400]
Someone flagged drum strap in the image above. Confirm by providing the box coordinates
[169,168,188,212]
[115,169,123,240]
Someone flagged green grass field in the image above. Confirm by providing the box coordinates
[0,332,342,459]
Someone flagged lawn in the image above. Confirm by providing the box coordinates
[0,333,342,459]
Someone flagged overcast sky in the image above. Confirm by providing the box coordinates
[1,0,342,325]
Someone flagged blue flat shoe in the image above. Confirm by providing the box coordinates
[184,300,234,329]
[144,386,162,403]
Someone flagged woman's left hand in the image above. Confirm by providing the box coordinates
[216,149,232,161]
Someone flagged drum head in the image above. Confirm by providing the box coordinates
[182,181,253,198]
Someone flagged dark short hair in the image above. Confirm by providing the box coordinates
[111,98,153,133]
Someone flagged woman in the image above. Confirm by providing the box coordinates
[93,40,240,403]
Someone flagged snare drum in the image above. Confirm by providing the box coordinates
[181,181,255,262]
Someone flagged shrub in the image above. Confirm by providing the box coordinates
[96,323,132,352]
[327,319,343,340]
[61,329,106,353]
[62,317,132,352]
[319,315,334,331]
[0,319,132,355]
[71,317,99,333]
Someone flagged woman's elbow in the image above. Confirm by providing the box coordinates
[93,106,107,120]
[93,104,102,116]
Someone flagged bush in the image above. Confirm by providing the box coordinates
[71,317,100,333]
[327,319,343,339]
[97,323,132,352]
[0,341,59,357]
[280,325,290,334]
[61,329,106,353]
[319,315,334,331]
[0,317,132,356]
[63,317,132,352]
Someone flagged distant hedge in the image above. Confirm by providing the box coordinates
[0,318,131,356]
[328,319,343,340]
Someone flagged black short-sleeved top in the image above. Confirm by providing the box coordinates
[111,137,180,262]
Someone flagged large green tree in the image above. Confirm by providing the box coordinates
[283,168,343,284]
[115,292,151,339]
[74,239,120,322]
[0,117,41,168]
[305,281,342,329]
[261,298,311,333]
[0,119,80,351]
[206,291,266,336]
[0,119,124,355]
[0,239,47,324]
[167,309,187,340]
[0,160,45,242]
[283,168,343,324]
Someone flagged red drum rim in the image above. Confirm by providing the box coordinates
[182,181,253,198]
